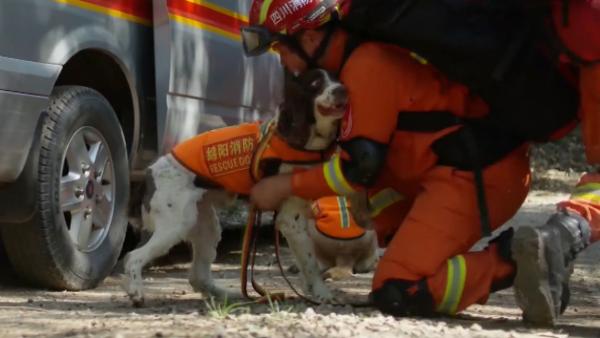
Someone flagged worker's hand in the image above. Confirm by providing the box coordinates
[250,174,293,211]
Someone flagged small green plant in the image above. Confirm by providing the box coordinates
[265,294,294,315]
[203,296,250,319]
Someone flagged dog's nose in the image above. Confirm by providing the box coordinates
[332,86,348,105]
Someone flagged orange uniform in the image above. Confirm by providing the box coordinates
[290,30,530,315]
[551,0,600,244]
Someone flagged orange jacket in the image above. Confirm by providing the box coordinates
[291,30,489,201]
[171,120,331,195]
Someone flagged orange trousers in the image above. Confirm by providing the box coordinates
[552,0,600,246]
[372,146,530,314]
[561,65,600,245]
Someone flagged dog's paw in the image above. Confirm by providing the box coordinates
[309,282,346,304]
[287,264,300,274]
[192,282,235,301]
[121,275,145,307]
[129,292,145,307]
[322,267,353,281]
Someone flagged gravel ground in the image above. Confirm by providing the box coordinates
[1,191,599,338]
[530,127,597,191]
[0,128,599,338]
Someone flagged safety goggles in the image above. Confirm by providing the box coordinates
[241,0,340,56]
[241,25,286,56]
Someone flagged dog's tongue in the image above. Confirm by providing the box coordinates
[344,104,351,117]
[340,104,353,140]
[319,104,348,117]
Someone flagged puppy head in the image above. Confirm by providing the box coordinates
[277,69,348,150]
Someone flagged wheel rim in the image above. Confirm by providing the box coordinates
[59,127,115,253]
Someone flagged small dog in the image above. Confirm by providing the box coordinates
[307,196,378,281]
[122,69,351,306]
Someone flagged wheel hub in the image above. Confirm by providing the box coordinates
[85,179,95,199]
[59,126,115,252]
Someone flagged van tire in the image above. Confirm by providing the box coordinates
[1,86,129,290]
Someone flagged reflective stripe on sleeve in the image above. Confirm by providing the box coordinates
[369,188,404,217]
[323,154,355,195]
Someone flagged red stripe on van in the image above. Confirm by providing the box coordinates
[79,0,153,21]
[167,0,248,36]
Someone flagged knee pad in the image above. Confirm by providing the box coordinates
[370,279,436,317]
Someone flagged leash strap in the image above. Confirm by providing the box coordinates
[240,207,256,299]
[241,207,285,302]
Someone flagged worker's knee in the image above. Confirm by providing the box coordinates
[370,279,436,317]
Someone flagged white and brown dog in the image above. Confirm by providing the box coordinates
[122,69,370,306]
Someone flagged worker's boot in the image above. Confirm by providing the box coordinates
[511,210,591,326]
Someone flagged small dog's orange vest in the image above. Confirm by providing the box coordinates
[311,196,366,240]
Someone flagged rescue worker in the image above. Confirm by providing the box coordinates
[510,0,600,326]
[242,0,531,316]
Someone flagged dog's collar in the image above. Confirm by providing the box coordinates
[250,119,337,182]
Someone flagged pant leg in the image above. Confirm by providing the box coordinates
[579,64,600,164]
[552,0,600,163]
[552,0,600,64]
[558,172,600,243]
[426,242,514,314]
[372,146,530,315]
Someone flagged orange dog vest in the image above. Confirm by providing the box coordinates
[312,196,366,240]
[171,120,331,195]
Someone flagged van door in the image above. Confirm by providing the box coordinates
[153,0,283,153]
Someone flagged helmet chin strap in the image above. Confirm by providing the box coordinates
[284,22,336,71]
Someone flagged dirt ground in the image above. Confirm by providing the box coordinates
[0,190,599,338]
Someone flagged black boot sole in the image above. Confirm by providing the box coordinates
[512,226,557,326]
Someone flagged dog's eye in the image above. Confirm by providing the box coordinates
[310,78,322,89]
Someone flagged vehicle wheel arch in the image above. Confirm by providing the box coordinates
[53,48,140,164]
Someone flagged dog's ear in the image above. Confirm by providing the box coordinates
[276,71,313,148]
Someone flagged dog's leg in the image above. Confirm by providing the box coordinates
[322,255,355,281]
[122,224,186,306]
[277,197,341,303]
[354,234,379,274]
[122,199,196,306]
[187,192,234,300]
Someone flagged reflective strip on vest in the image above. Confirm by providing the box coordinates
[323,154,355,195]
[409,51,428,65]
[336,196,350,229]
[437,255,467,314]
[571,182,600,203]
[369,188,404,217]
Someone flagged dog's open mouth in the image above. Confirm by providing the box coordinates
[317,103,347,117]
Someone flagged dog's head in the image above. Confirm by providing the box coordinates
[276,69,348,151]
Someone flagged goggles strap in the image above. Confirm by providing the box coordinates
[284,21,336,70]
[309,21,336,68]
